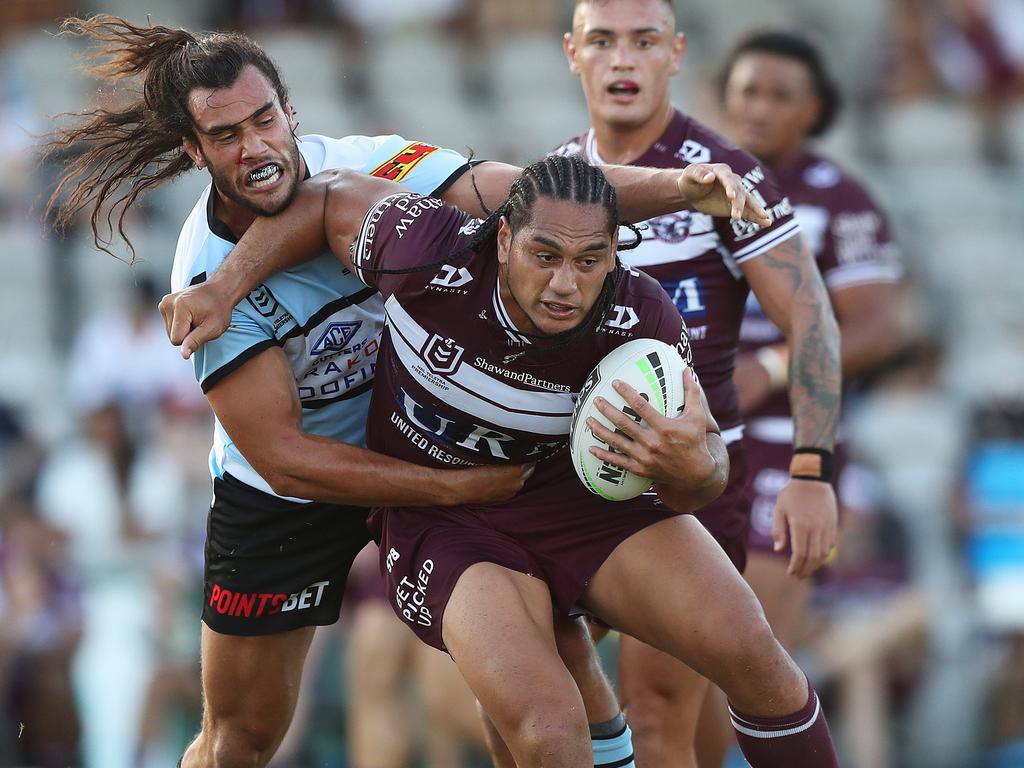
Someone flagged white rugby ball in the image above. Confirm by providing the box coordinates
[570,338,688,501]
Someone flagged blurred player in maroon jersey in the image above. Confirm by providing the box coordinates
[695,29,906,767]
[551,2,843,765]
[162,152,841,768]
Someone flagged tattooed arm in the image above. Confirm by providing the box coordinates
[741,232,841,578]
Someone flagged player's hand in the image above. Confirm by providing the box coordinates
[772,479,838,579]
[586,369,715,488]
[450,463,535,505]
[677,163,772,227]
[158,282,235,359]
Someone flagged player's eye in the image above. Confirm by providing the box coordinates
[214,133,236,144]
[259,116,275,127]
[590,37,611,48]
[536,252,557,263]
[636,38,655,49]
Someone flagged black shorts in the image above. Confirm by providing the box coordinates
[203,473,372,636]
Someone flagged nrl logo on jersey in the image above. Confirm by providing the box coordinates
[422,334,466,375]
[310,321,363,355]
[428,264,473,293]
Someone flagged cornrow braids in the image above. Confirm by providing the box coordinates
[363,155,637,355]
[42,14,290,260]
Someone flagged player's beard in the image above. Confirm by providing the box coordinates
[205,138,302,217]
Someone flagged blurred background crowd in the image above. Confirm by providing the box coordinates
[0,0,1022,766]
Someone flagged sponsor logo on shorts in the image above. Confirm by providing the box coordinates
[207,580,330,619]
[369,142,439,182]
[395,558,435,627]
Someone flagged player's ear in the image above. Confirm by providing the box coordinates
[497,215,512,266]
[564,32,580,74]
[182,137,205,169]
[669,32,687,76]
[284,102,299,132]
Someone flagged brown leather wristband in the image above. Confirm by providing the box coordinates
[790,448,834,483]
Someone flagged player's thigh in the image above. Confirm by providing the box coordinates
[199,622,316,729]
[581,515,774,687]
[744,551,812,648]
[441,562,584,740]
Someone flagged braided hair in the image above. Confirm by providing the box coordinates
[365,153,642,351]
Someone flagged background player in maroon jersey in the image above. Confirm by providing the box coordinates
[692,29,906,767]
[551,2,843,765]
[164,153,841,768]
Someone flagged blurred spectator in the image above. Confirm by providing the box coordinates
[0,498,83,768]
[35,400,196,768]
[958,401,1024,767]
[886,0,1024,163]
[65,274,203,430]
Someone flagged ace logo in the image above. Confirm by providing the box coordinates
[310,321,363,355]
[422,334,465,375]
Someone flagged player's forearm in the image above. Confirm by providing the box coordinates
[602,166,688,221]
[210,178,332,306]
[259,432,467,507]
[837,299,904,378]
[656,433,729,514]
[786,284,841,451]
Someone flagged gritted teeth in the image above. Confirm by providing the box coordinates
[248,163,280,182]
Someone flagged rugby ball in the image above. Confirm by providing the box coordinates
[570,338,688,501]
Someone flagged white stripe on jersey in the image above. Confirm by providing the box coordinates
[732,219,801,263]
[824,261,904,291]
[492,281,531,346]
[385,296,574,435]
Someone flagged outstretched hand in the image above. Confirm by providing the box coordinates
[158,282,235,359]
[677,163,772,227]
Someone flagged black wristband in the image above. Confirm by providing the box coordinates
[790,447,834,483]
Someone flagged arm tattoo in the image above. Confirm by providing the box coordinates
[758,236,841,449]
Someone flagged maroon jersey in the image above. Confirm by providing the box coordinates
[351,192,692,469]
[554,110,800,442]
[739,151,902,427]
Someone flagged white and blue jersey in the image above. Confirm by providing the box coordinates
[170,134,469,500]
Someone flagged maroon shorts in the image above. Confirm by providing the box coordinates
[745,436,847,557]
[368,452,680,651]
[692,439,751,573]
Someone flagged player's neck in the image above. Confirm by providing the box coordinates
[212,194,257,240]
[590,103,675,166]
[760,142,807,173]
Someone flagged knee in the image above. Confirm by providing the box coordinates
[509,712,590,765]
[207,716,288,768]
[714,609,798,698]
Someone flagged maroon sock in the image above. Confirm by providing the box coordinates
[729,676,839,768]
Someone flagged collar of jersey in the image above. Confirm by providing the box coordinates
[491,279,532,346]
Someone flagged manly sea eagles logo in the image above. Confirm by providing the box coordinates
[422,334,466,375]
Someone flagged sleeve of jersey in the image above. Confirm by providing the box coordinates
[645,289,695,371]
[718,162,801,264]
[360,135,470,197]
[191,304,278,394]
[819,187,904,292]
[351,193,471,299]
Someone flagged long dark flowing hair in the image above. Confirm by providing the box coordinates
[42,14,290,260]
